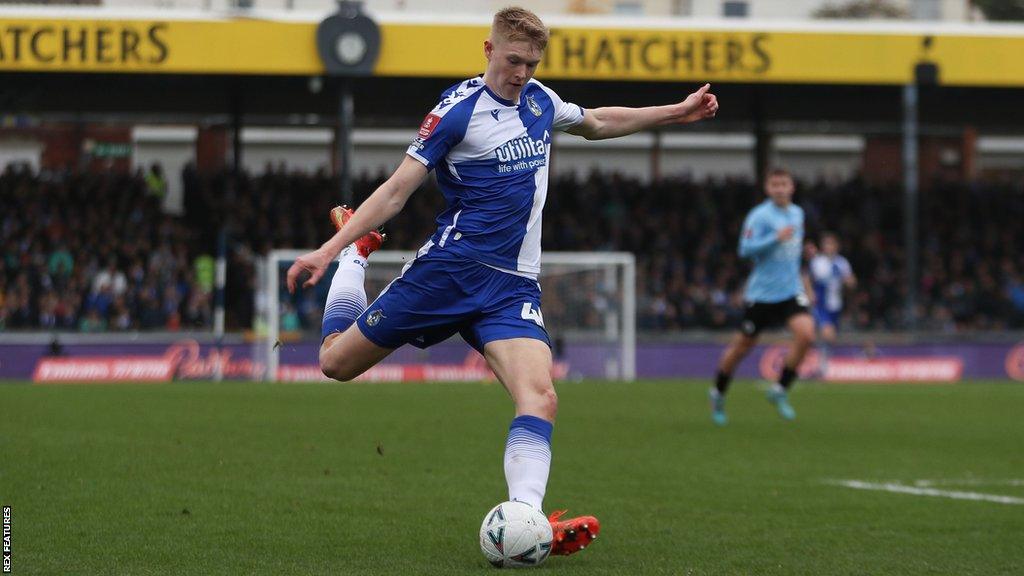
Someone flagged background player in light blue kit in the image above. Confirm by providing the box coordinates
[285,6,719,555]
[709,168,815,425]
[809,232,856,377]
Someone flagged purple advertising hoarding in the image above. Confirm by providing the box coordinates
[2,337,1023,382]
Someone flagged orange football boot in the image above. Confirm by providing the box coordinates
[548,510,600,555]
[329,205,385,258]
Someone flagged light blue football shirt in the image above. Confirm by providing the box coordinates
[739,200,806,304]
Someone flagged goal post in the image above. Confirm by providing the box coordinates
[256,250,635,382]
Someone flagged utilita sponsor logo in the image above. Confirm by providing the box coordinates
[33,340,264,382]
[495,135,545,163]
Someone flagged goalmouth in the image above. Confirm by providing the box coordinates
[256,250,636,382]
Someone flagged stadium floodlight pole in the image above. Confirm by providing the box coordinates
[903,55,937,332]
[905,82,921,330]
[213,85,243,382]
[317,1,382,208]
[753,87,770,187]
[902,82,919,331]
[338,80,354,206]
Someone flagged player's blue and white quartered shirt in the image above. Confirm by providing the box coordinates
[406,77,585,278]
[738,200,805,304]
[810,254,853,313]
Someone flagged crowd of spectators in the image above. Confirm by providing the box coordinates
[606,173,1024,331]
[3,161,1024,333]
[0,163,213,332]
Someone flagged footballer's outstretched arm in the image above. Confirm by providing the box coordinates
[286,156,427,292]
[567,83,718,141]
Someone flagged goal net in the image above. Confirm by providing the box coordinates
[255,250,635,382]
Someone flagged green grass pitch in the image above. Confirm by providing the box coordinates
[2,380,1022,575]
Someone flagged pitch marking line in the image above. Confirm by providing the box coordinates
[912,478,1024,488]
[830,480,1024,505]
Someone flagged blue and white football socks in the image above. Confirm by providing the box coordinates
[320,245,368,341]
[504,415,553,510]
[818,342,831,376]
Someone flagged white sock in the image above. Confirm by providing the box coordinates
[504,415,553,511]
[320,245,368,340]
[819,343,831,373]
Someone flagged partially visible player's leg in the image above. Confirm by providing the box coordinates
[320,328,393,381]
[817,318,837,376]
[710,312,760,425]
[767,311,815,420]
[317,206,392,381]
[484,337,557,509]
[459,272,559,510]
[485,337,557,419]
[781,312,815,386]
[483,337,598,555]
[485,338,557,522]
[716,331,759,393]
[465,266,599,555]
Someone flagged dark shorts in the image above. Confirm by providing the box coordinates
[740,296,812,337]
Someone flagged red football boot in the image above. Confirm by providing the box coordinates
[548,510,600,555]
[329,205,385,258]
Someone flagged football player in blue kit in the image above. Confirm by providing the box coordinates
[286,6,718,555]
[809,232,856,376]
[709,169,815,426]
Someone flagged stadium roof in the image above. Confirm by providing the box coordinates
[1,8,1022,133]
[1,7,1024,86]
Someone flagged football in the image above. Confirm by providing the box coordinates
[479,501,553,568]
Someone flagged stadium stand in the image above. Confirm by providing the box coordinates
[3,162,1022,333]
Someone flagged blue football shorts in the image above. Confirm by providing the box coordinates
[356,252,550,352]
[813,306,841,329]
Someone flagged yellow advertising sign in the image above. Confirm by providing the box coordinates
[376,24,1024,87]
[0,16,1022,87]
[0,18,320,74]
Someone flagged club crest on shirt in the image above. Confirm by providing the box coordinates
[526,95,542,117]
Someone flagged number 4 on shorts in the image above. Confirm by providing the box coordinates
[520,302,545,327]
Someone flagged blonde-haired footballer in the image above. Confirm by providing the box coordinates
[288,6,719,556]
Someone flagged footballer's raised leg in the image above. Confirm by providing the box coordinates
[317,206,392,381]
